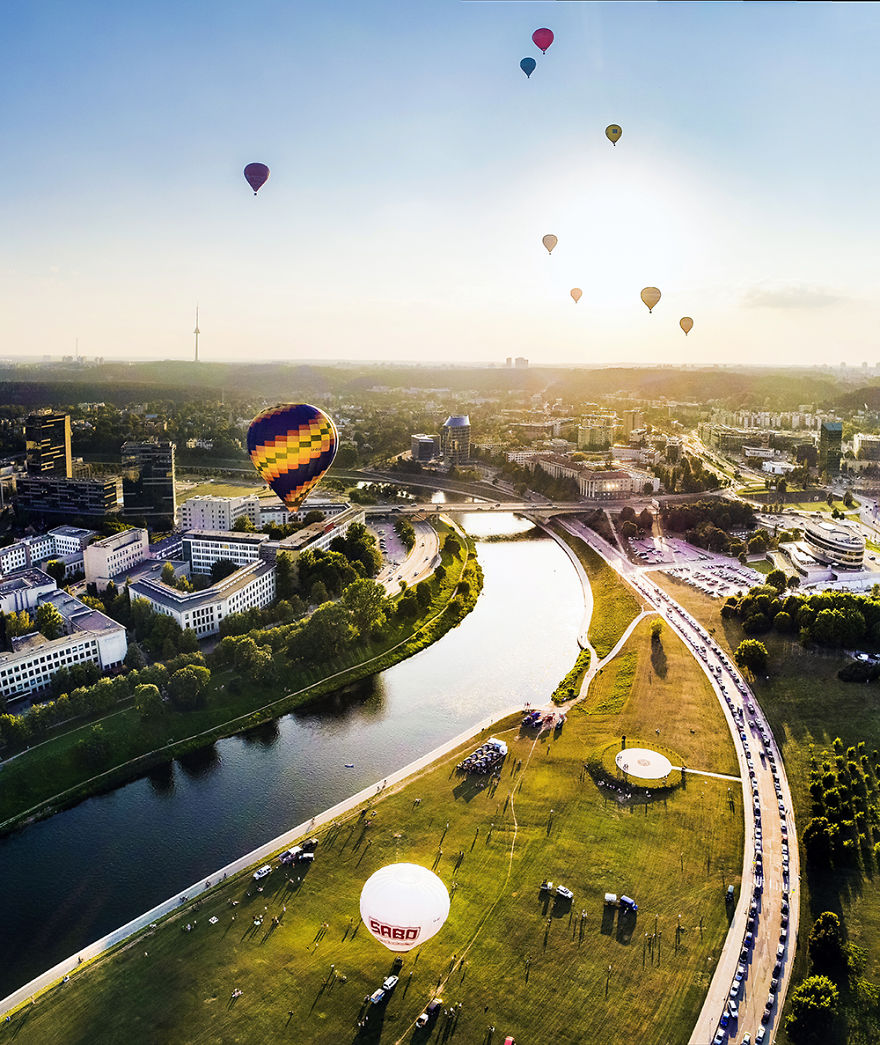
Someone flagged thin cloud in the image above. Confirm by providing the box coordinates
[742,282,845,309]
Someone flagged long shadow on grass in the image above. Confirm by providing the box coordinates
[452,776,490,803]
[616,909,637,945]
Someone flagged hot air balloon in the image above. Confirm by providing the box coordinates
[680,317,694,335]
[605,124,622,145]
[532,28,554,53]
[571,288,582,304]
[640,287,661,313]
[542,234,558,255]
[360,864,450,953]
[247,404,338,510]
[520,57,536,78]
[244,162,270,195]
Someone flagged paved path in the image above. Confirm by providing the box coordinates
[676,767,742,783]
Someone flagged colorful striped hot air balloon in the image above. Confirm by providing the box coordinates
[247,404,338,510]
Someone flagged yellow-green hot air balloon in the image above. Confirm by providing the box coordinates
[640,287,661,313]
[570,288,582,304]
[542,234,558,255]
[605,124,622,145]
[680,317,694,335]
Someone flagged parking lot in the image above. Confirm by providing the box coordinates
[628,537,763,598]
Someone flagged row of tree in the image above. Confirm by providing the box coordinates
[725,584,880,649]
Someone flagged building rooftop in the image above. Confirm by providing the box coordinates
[40,588,124,636]
[48,525,96,540]
[0,568,56,597]
[130,559,274,612]
[91,527,147,550]
[183,530,270,545]
[443,415,470,428]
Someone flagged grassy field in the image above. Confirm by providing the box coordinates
[750,558,774,575]
[8,617,743,1045]
[177,479,271,502]
[0,538,476,834]
[551,525,643,657]
[652,571,880,1044]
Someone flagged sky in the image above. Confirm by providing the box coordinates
[2,1,880,368]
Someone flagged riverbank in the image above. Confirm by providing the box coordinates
[1,658,742,1045]
[0,533,482,840]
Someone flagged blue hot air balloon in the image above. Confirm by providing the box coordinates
[520,57,536,78]
[247,404,339,510]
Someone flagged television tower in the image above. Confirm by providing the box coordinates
[193,306,200,363]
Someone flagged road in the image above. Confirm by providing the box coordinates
[549,516,799,1045]
[371,518,440,595]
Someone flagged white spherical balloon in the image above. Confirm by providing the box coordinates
[360,863,450,952]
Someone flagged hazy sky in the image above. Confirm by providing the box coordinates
[3,1,880,367]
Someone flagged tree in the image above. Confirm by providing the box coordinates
[310,580,329,606]
[76,724,111,769]
[168,665,211,711]
[620,520,639,540]
[5,610,35,638]
[766,568,787,593]
[45,559,66,586]
[134,683,164,720]
[650,619,664,643]
[803,816,834,868]
[329,522,382,577]
[161,561,176,585]
[210,559,238,584]
[808,912,846,977]
[341,578,387,637]
[747,532,768,554]
[415,581,432,610]
[785,975,839,1043]
[619,506,636,523]
[287,601,355,663]
[275,551,296,600]
[232,515,255,532]
[638,508,654,532]
[35,602,64,640]
[734,639,769,674]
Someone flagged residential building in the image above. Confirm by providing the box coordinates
[818,422,843,473]
[25,412,71,477]
[121,440,176,520]
[440,415,471,465]
[129,560,276,638]
[178,495,261,532]
[84,528,150,591]
[15,476,122,518]
[411,434,440,462]
[577,424,615,450]
[621,409,645,439]
[0,577,127,702]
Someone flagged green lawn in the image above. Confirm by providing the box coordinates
[0,539,476,834]
[750,558,774,575]
[652,572,880,1044]
[8,614,743,1045]
[551,525,643,657]
[177,479,272,502]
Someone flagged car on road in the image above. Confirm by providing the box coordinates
[728,1000,739,1019]
[755,1029,766,1044]
[713,1032,725,1045]
[741,1035,751,1045]
[720,1011,730,1028]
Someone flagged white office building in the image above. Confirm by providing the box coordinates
[183,530,270,575]
[0,526,96,578]
[84,528,150,591]
[177,495,261,532]
[0,575,127,702]
[129,560,276,638]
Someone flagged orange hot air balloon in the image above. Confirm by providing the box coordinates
[542,234,558,254]
[640,287,661,313]
[680,317,694,335]
[247,404,338,510]
[570,288,582,304]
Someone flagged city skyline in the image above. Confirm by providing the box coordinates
[3,2,880,366]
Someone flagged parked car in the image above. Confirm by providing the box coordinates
[382,975,399,992]
[555,885,573,900]
[253,864,272,882]
[416,1000,442,1028]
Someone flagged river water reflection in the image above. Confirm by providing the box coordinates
[0,513,583,997]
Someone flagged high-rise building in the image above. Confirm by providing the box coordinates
[621,409,645,439]
[818,422,842,473]
[25,412,72,477]
[440,416,471,465]
[853,433,880,461]
[411,434,440,462]
[122,440,176,520]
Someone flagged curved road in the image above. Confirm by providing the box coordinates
[552,517,799,1045]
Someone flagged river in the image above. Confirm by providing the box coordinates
[0,514,583,998]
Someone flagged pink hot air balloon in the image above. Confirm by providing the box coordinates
[532,28,554,54]
[244,162,270,195]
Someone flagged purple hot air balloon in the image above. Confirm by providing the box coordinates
[244,162,270,195]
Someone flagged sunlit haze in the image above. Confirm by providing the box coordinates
[3,1,880,365]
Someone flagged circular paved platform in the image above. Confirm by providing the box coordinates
[615,747,673,780]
